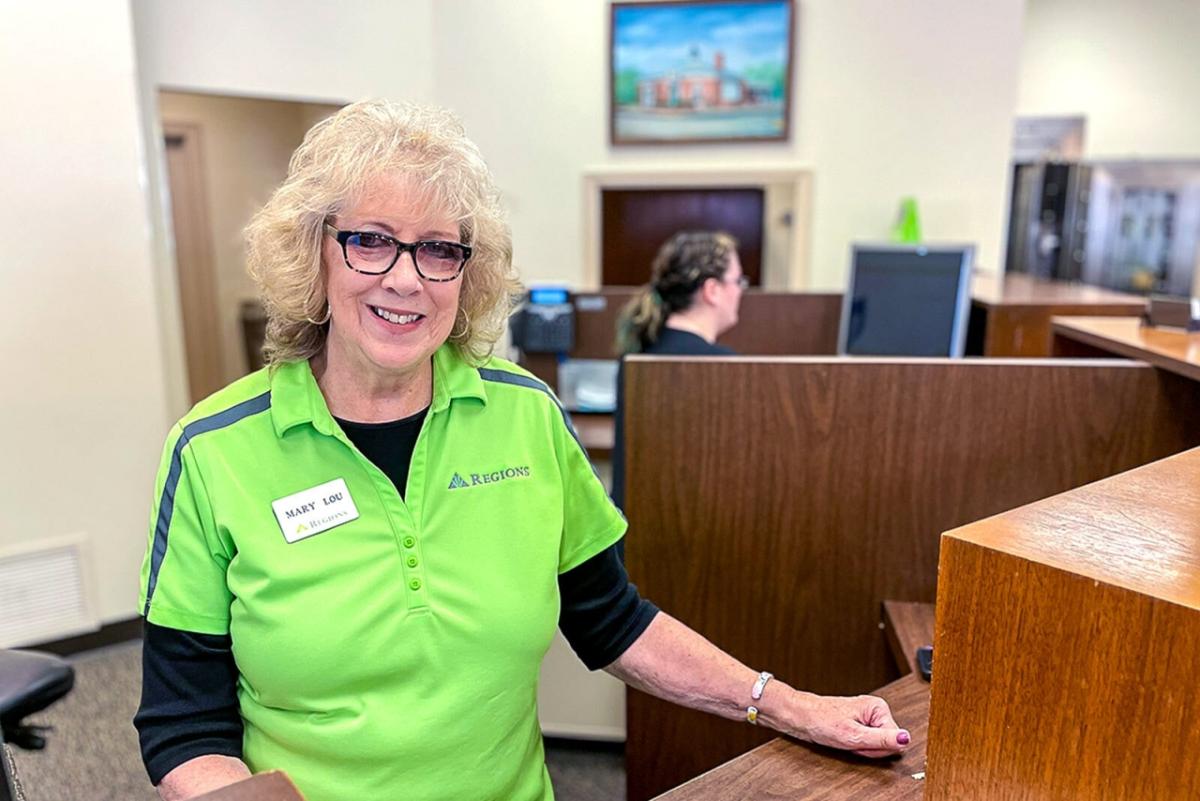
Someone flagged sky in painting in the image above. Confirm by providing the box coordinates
[613,1,790,75]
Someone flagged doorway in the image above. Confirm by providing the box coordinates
[600,187,765,286]
[163,123,223,403]
[158,91,343,402]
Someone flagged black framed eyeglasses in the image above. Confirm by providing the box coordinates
[324,223,472,282]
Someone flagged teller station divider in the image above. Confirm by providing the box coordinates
[519,289,843,391]
[516,278,1149,394]
[621,356,1200,801]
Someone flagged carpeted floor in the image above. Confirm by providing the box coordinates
[9,641,624,801]
[9,642,156,801]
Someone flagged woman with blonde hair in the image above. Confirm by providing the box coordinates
[134,101,908,801]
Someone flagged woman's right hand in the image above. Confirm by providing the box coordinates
[784,690,911,758]
[157,755,252,801]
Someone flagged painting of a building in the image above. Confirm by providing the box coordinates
[637,48,768,109]
[612,1,793,144]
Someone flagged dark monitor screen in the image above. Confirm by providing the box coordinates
[839,245,974,357]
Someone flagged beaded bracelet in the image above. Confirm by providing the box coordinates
[746,671,773,724]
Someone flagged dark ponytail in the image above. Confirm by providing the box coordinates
[616,231,737,354]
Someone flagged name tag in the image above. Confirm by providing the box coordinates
[271,478,360,543]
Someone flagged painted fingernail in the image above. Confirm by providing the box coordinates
[897,731,911,745]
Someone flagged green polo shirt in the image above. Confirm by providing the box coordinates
[138,345,627,801]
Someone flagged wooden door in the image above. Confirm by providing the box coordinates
[601,188,764,286]
[163,123,224,403]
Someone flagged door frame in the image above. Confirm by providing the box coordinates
[582,164,812,290]
[162,121,224,403]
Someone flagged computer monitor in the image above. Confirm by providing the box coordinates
[838,244,975,357]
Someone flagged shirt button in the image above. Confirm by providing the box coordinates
[409,578,422,591]
[406,556,418,568]
[402,536,416,548]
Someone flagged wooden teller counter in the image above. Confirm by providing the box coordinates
[650,445,1200,800]
[621,336,1200,800]
[193,418,1200,801]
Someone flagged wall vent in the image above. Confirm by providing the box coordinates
[0,534,97,648]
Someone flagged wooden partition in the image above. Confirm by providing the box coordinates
[623,357,1200,800]
[520,289,842,390]
[927,447,1200,799]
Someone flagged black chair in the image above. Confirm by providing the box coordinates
[0,650,75,801]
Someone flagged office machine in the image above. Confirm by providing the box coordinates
[838,244,975,357]
[510,286,575,354]
[556,358,619,413]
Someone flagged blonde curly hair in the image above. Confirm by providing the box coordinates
[245,100,521,366]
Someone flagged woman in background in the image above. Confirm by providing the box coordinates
[612,231,747,511]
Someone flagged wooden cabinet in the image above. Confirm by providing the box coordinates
[926,448,1200,799]
[970,274,1145,357]
[623,357,1200,800]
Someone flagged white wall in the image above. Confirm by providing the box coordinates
[1018,0,1200,159]
[799,1,1025,278]
[136,0,1025,288]
[432,0,1024,284]
[132,0,435,105]
[0,0,174,626]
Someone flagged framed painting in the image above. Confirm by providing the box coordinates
[610,0,795,145]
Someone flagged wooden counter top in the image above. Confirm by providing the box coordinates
[651,674,930,801]
[195,772,304,800]
[940,446,1200,613]
[882,601,936,677]
[572,412,615,457]
[968,274,1145,356]
[971,273,1144,309]
[1052,315,1200,382]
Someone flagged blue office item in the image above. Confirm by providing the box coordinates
[838,244,975,357]
[529,287,570,306]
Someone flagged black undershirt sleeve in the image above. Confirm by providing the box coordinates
[557,542,660,670]
[134,621,243,784]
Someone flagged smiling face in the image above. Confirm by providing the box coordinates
[321,173,464,385]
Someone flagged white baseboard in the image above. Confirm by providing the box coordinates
[540,722,626,742]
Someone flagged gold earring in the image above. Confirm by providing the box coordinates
[451,308,471,338]
[306,303,331,326]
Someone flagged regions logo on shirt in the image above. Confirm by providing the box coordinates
[448,466,531,490]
